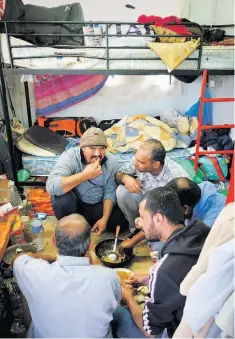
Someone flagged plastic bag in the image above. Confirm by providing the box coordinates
[174,158,205,183]
[184,86,212,125]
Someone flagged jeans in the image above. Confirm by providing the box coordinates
[116,185,143,231]
[51,190,128,232]
[112,306,148,338]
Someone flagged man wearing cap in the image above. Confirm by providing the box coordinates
[46,127,127,235]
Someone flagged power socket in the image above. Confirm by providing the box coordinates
[209,76,223,89]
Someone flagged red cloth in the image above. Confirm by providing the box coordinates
[0,0,5,20]
[138,15,191,35]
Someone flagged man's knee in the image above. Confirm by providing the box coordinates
[51,191,78,219]
[116,185,133,206]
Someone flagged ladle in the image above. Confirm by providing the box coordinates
[107,225,120,262]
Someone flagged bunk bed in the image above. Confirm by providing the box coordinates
[0,20,234,191]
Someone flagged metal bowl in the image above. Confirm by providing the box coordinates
[94,238,133,268]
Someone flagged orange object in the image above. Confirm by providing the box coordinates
[27,189,54,216]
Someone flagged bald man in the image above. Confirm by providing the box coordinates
[166,177,226,228]
[13,214,121,338]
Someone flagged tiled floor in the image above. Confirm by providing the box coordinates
[41,216,153,274]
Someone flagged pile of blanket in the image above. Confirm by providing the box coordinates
[104,114,198,153]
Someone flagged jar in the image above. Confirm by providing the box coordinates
[31,220,44,251]
[21,216,33,243]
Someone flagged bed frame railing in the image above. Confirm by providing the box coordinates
[0,21,204,75]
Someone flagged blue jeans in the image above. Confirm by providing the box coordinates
[112,306,148,338]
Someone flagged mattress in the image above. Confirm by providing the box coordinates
[22,149,191,177]
[1,34,234,71]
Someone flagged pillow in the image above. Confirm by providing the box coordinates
[151,25,186,43]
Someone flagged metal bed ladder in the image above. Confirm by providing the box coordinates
[194,69,235,204]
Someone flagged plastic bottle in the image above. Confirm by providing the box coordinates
[83,24,94,46]
[31,219,44,251]
[93,23,103,46]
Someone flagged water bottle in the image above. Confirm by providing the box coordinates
[93,23,103,46]
[31,219,44,251]
[83,24,95,46]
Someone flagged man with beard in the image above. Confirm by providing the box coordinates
[116,139,189,232]
[46,127,127,234]
[112,187,210,338]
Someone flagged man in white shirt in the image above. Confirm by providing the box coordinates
[116,139,189,231]
[13,214,121,338]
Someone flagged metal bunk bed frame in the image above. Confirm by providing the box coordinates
[0,20,234,191]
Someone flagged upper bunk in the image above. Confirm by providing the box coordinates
[0,20,234,76]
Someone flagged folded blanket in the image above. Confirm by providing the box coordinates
[147,39,200,71]
[104,114,177,153]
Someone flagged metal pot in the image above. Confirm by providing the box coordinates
[2,244,37,266]
[94,239,133,268]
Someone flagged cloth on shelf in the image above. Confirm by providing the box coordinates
[209,37,235,46]
[23,126,68,155]
[147,39,200,71]
[104,114,177,153]
[138,15,191,35]
[34,74,108,116]
[151,25,186,43]
[200,128,234,151]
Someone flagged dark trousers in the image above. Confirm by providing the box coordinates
[51,190,128,233]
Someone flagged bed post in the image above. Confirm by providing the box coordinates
[0,62,19,187]
[24,82,33,127]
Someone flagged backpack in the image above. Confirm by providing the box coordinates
[36,117,97,138]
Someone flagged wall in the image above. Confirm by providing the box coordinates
[3,0,234,137]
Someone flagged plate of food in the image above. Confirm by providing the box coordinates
[114,268,132,286]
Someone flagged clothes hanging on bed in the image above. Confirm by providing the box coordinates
[1,0,85,46]
[33,74,108,116]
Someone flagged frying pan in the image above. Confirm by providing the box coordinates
[94,229,140,268]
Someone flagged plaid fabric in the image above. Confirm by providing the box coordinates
[119,156,190,194]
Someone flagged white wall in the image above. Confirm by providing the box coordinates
[5,0,234,136]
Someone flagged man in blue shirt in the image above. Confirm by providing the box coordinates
[14,214,121,338]
[46,127,127,234]
[166,177,226,228]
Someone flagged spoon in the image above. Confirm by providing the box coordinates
[107,225,121,262]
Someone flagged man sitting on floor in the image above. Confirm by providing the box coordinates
[116,139,189,232]
[166,177,226,228]
[13,214,121,338]
[46,127,127,234]
[119,177,225,255]
[112,187,210,338]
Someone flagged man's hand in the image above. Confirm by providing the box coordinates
[82,160,102,180]
[122,175,142,194]
[125,273,149,286]
[122,284,134,304]
[135,217,142,229]
[118,238,135,256]
[91,217,107,235]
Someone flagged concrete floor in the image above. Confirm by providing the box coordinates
[41,216,153,274]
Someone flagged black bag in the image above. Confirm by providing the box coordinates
[36,116,97,137]
[1,1,84,46]
[24,3,84,46]
[98,119,120,131]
